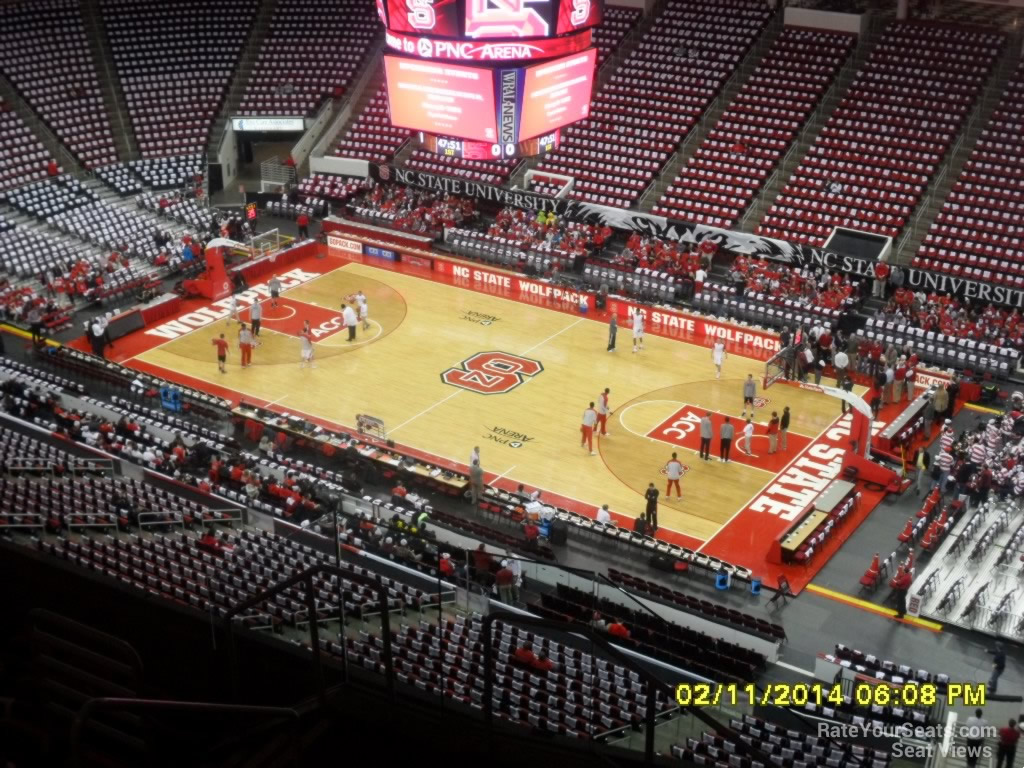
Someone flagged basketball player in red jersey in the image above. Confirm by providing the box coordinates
[238,322,254,368]
[597,388,613,437]
[212,333,229,373]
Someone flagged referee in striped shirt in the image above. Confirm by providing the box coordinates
[939,422,955,453]
[933,447,955,494]
[968,437,988,470]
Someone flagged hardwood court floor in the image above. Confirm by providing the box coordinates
[134,261,850,545]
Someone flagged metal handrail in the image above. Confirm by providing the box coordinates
[221,562,396,705]
[69,697,300,768]
[481,612,769,766]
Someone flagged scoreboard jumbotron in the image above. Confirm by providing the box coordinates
[375,0,603,159]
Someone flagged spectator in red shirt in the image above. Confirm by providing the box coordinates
[607,622,630,639]
[513,645,537,667]
[873,261,890,299]
[391,482,408,504]
[523,521,540,550]
[297,213,309,240]
[996,720,1019,768]
[471,543,492,579]
[495,561,516,603]
[439,552,455,578]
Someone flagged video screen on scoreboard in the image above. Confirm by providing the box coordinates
[463,0,557,39]
[555,0,602,34]
[518,47,595,141]
[387,0,460,35]
[384,55,498,143]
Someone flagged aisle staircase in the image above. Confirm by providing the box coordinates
[0,75,83,177]
[638,10,786,213]
[891,36,1024,265]
[207,0,280,165]
[82,0,139,164]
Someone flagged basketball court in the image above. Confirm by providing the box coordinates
[102,248,883,592]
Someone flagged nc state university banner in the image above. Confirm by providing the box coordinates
[372,165,1024,309]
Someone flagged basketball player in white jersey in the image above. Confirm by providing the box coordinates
[227,294,240,324]
[712,340,727,379]
[596,387,612,437]
[356,290,370,331]
[580,402,598,455]
[632,310,645,353]
[299,326,315,368]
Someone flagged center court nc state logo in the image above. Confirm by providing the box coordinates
[441,351,543,394]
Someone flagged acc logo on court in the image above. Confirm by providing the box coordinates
[753,397,770,408]
[659,465,691,476]
[442,351,543,395]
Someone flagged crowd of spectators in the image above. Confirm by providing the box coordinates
[488,207,608,258]
[729,256,864,311]
[616,234,713,279]
[349,183,476,237]
[880,289,1024,352]
[923,391,1024,509]
[771,321,958,422]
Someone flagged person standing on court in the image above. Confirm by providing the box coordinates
[341,302,358,341]
[699,411,713,461]
[841,375,854,413]
[833,347,849,386]
[470,445,480,467]
[212,333,229,373]
[742,417,754,455]
[712,340,726,379]
[469,459,484,507]
[720,416,734,462]
[269,275,282,308]
[779,406,790,451]
[607,313,617,352]
[665,453,683,500]
[741,374,757,418]
[581,402,598,455]
[597,388,612,437]
[643,482,659,532]
[766,411,780,454]
[238,322,254,368]
[250,299,262,337]
[632,310,644,354]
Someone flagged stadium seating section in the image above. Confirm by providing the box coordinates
[0,99,55,192]
[0,0,119,169]
[331,86,410,164]
[129,155,203,189]
[671,715,891,768]
[862,314,1017,378]
[655,28,856,228]
[913,62,1024,287]
[237,0,377,117]
[100,0,257,157]
[95,163,143,195]
[592,6,643,68]
[536,0,773,207]
[759,23,1003,246]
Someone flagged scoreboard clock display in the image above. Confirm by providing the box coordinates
[422,129,560,159]
[380,0,601,37]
